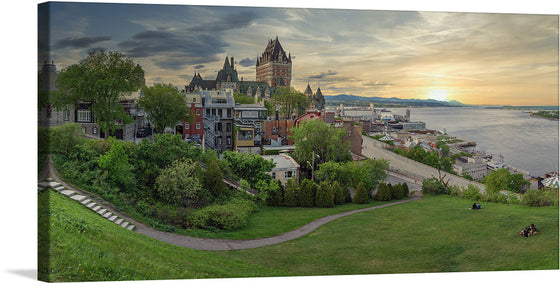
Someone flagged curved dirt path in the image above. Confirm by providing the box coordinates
[42,155,421,251]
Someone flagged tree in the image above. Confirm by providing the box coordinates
[97,138,136,193]
[353,182,369,204]
[54,50,145,139]
[284,178,299,207]
[271,87,310,118]
[332,181,345,205]
[374,183,392,201]
[298,178,317,207]
[422,177,448,195]
[203,156,228,199]
[291,119,351,175]
[315,181,334,208]
[510,173,530,193]
[222,151,276,187]
[481,168,511,194]
[138,83,191,133]
[155,159,210,206]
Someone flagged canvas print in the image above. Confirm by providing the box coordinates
[37,1,559,282]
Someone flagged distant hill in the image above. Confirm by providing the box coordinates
[324,94,466,107]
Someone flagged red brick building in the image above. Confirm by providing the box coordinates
[182,92,204,144]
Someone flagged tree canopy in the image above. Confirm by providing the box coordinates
[291,119,351,172]
[138,83,191,133]
[271,87,310,119]
[54,50,145,139]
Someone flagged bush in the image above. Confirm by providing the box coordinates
[402,182,409,197]
[315,181,334,208]
[284,178,299,207]
[343,185,352,203]
[374,183,392,201]
[353,182,369,204]
[463,184,482,201]
[298,178,317,207]
[522,188,559,207]
[155,158,210,207]
[190,199,257,231]
[332,181,345,205]
[391,183,404,200]
[50,123,86,155]
[422,178,448,195]
[448,185,462,198]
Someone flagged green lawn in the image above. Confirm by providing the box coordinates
[39,190,558,282]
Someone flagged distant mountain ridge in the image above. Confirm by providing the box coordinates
[324,94,466,107]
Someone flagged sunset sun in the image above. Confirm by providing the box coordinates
[428,89,449,101]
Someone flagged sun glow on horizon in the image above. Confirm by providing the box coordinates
[427,89,449,101]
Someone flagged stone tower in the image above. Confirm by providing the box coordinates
[256,36,292,88]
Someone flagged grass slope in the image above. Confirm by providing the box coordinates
[39,191,558,282]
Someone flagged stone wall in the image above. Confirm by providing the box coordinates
[362,136,486,191]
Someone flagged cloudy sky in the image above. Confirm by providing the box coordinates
[38,1,559,106]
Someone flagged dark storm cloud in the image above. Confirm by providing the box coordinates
[238,57,255,67]
[55,36,112,49]
[117,10,261,71]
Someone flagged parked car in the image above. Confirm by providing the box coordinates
[136,128,150,138]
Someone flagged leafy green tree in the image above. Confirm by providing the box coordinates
[49,123,86,155]
[271,87,310,118]
[54,50,144,139]
[391,183,404,200]
[97,138,135,193]
[291,119,351,175]
[298,178,317,207]
[402,182,410,197]
[155,159,210,206]
[203,156,228,199]
[353,182,369,204]
[138,83,191,133]
[315,181,334,208]
[234,92,256,104]
[510,173,530,193]
[222,151,275,187]
[481,168,511,193]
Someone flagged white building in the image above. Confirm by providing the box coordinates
[263,154,300,185]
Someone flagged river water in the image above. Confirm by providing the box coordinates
[347,107,559,176]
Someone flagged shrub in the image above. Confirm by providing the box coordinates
[422,178,448,195]
[155,158,210,207]
[50,123,86,155]
[315,181,334,208]
[265,180,285,207]
[374,183,392,201]
[353,182,369,204]
[448,185,462,197]
[391,183,404,200]
[463,184,482,201]
[522,188,559,207]
[343,185,352,203]
[203,157,229,199]
[284,178,299,207]
[298,178,317,207]
[332,181,345,205]
[190,199,257,231]
[402,182,410,197]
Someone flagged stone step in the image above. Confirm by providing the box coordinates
[108,215,118,222]
[97,209,107,215]
[38,181,61,189]
[60,190,75,197]
[120,221,129,228]
[126,224,135,231]
[86,202,97,209]
[103,212,113,219]
[80,199,91,205]
[53,186,65,192]
[114,218,124,225]
[92,205,102,212]
[70,195,86,202]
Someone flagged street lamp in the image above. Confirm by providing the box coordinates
[306,150,320,181]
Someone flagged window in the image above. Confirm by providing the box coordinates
[192,97,197,103]
[227,136,231,145]
[271,172,276,179]
[185,122,189,130]
[196,109,200,116]
[77,109,91,122]
[217,137,222,145]
[348,131,352,137]
[226,123,231,132]
[227,109,232,118]
[81,127,86,134]
[196,122,201,129]
[284,171,293,179]
[218,109,223,117]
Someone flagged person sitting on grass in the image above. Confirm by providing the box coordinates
[472,202,478,210]
[519,227,530,237]
[529,224,538,235]
[476,202,481,209]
